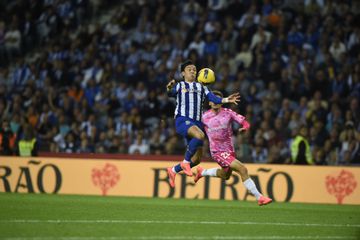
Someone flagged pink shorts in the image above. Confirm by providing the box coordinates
[211,151,236,172]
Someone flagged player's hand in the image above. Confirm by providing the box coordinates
[227,92,241,105]
[166,79,176,91]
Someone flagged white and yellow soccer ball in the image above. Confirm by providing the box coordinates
[197,68,215,84]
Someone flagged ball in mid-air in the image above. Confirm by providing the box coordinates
[197,68,215,84]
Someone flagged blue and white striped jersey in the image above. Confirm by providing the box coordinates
[168,81,222,121]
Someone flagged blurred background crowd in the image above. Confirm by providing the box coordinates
[0,0,359,165]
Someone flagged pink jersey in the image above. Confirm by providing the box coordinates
[202,108,250,153]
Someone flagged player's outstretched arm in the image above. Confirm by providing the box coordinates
[222,92,241,105]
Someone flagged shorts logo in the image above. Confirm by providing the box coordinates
[185,121,190,125]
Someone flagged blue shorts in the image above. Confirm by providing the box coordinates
[175,116,204,142]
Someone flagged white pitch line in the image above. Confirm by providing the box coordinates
[1,236,358,240]
[0,220,359,228]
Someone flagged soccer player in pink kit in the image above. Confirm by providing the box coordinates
[194,90,272,206]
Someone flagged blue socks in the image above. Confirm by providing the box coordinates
[184,138,203,161]
[174,164,182,173]
[173,138,203,174]
[173,161,198,173]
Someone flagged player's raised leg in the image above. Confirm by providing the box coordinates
[195,158,272,206]
[167,121,205,187]
[194,151,235,183]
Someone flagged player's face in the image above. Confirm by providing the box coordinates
[183,65,197,82]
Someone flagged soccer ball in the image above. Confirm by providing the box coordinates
[197,68,215,84]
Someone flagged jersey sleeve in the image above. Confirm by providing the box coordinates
[204,86,222,104]
[167,82,180,97]
[228,109,250,130]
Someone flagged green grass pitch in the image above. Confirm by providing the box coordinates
[0,193,359,240]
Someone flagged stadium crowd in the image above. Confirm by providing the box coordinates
[0,0,359,165]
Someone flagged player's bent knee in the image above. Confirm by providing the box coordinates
[195,132,205,141]
[217,171,225,179]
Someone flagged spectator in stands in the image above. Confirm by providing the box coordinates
[0,120,16,155]
[18,124,37,157]
[149,130,164,155]
[252,136,268,164]
[329,36,347,63]
[4,23,21,62]
[339,121,360,164]
[129,133,149,155]
[291,126,314,165]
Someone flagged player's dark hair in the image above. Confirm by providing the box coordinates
[180,60,194,72]
[212,90,223,98]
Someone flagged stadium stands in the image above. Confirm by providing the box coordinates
[0,0,359,165]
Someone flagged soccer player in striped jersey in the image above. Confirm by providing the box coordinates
[166,60,240,188]
[194,90,272,206]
